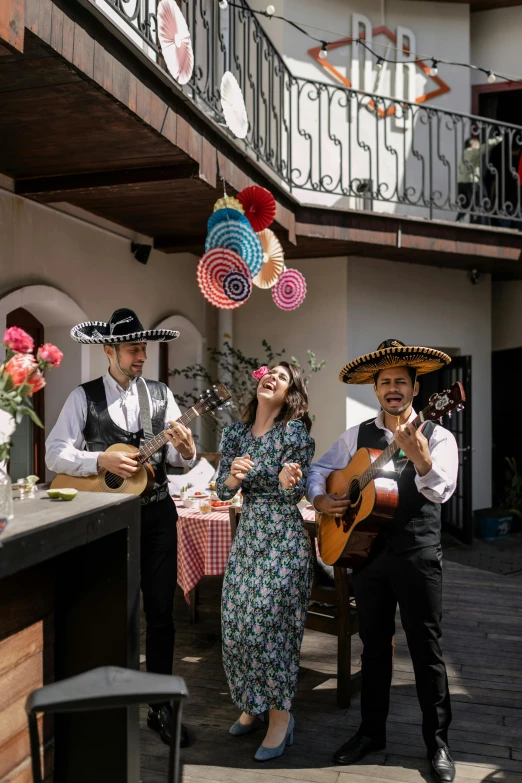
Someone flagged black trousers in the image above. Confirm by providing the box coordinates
[352,543,452,755]
[140,497,178,682]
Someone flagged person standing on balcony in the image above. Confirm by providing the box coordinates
[45,309,195,749]
[215,363,315,762]
[307,340,459,782]
[456,132,503,224]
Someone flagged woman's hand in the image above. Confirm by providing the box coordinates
[224,454,254,490]
[279,462,302,489]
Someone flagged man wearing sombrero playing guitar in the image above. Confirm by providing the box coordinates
[307,340,459,782]
[46,309,196,749]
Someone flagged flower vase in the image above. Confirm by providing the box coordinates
[0,464,14,527]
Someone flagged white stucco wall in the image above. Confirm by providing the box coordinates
[471,7,522,86]
[346,256,492,511]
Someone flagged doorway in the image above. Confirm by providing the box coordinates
[415,356,472,544]
[6,308,45,482]
[492,347,520,509]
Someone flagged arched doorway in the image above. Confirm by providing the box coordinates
[0,286,90,480]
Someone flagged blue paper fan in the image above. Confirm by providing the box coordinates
[205,221,264,276]
[207,208,250,234]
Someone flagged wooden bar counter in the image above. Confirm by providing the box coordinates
[0,490,141,783]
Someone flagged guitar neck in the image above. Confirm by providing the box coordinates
[359,406,430,489]
[136,407,199,464]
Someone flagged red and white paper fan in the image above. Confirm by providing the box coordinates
[237,185,276,232]
[197,247,252,310]
[220,72,249,139]
[157,0,194,85]
[272,269,307,311]
[253,229,285,289]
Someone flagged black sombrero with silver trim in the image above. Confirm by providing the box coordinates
[339,339,451,385]
[71,308,180,345]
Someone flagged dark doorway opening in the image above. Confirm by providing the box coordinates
[6,307,45,482]
[492,348,521,510]
[415,356,472,544]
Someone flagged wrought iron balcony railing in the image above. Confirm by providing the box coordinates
[96,0,522,226]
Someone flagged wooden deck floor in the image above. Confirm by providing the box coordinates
[140,561,522,783]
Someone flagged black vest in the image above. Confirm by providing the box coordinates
[357,418,441,553]
[81,377,169,489]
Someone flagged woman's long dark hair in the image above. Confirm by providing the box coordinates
[242,361,312,433]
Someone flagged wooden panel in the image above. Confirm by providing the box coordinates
[0,0,25,53]
[0,715,45,780]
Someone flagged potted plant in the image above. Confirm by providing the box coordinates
[474,457,522,541]
[0,327,63,527]
[179,483,193,502]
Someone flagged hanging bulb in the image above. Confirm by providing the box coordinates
[218,0,228,9]
[319,43,328,60]
[266,4,275,15]
[375,57,383,72]
[429,59,438,77]
[487,70,496,83]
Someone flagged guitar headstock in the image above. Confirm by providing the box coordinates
[197,383,232,414]
[424,382,466,422]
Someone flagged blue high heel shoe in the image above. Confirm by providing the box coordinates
[254,713,294,762]
[229,711,267,736]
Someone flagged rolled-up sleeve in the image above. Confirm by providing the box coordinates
[165,388,197,469]
[306,427,358,505]
[45,388,101,476]
[415,426,459,503]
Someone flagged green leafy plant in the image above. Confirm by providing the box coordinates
[169,340,325,438]
[504,457,522,518]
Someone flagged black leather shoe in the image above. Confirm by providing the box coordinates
[430,745,455,782]
[333,733,386,765]
[147,705,190,748]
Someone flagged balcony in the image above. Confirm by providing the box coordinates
[1,0,522,277]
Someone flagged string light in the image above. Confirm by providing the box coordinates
[375,57,383,72]
[266,4,275,15]
[487,71,496,83]
[219,0,228,9]
[429,59,438,77]
[318,43,328,60]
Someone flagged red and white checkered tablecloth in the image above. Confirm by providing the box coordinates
[176,502,316,602]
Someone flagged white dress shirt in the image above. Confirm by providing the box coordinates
[46,372,196,477]
[307,409,458,506]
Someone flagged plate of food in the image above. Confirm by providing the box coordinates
[211,499,233,509]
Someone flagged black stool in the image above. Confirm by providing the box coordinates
[26,666,188,783]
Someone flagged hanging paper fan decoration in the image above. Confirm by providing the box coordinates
[237,185,277,232]
[207,207,250,234]
[213,196,245,214]
[253,229,285,289]
[157,0,194,85]
[223,270,252,303]
[220,71,249,139]
[272,269,307,311]
[197,247,252,310]
[205,221,264,276]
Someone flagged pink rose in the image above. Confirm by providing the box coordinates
[37,343,63,367]
[252,365,269,382]
[3,326,34,354]
[4,354,45,395]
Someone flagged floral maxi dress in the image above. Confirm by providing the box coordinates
[216,419,315,714]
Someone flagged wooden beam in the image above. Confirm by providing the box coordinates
[154,235,205,254]
[0,0,24,53]
[15,163,200,201]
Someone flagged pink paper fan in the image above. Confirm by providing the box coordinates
[237,185,276,232]
[157,0,194,86]
[197,247,252,310]
[272,269,307,311]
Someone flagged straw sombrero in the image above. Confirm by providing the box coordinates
[339,339,451,385]
[71,308,180,345]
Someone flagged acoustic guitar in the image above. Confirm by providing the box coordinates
[317,382,466,568]
[50,383,231,496]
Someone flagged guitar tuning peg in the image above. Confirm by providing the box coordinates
[206,389,211,394]
[448,410,452,418]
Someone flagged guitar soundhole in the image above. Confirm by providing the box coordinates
[348,478,361,505]
[104,472,125,490]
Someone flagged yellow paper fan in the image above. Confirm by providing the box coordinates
[213,196,245,214]
[253,229,285,289]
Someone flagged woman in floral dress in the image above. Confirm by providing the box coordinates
[216,362,315,761]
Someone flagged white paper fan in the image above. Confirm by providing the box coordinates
[220,71,249,139]
[157,0,194,86]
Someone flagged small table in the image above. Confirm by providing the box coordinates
[176,503,316,617]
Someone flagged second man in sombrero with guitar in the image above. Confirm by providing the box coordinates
[307,340,461,782]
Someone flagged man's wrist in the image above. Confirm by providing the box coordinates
[414,455,432,477]
[180,448,196,461]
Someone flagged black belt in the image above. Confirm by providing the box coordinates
[140,484,170,506]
